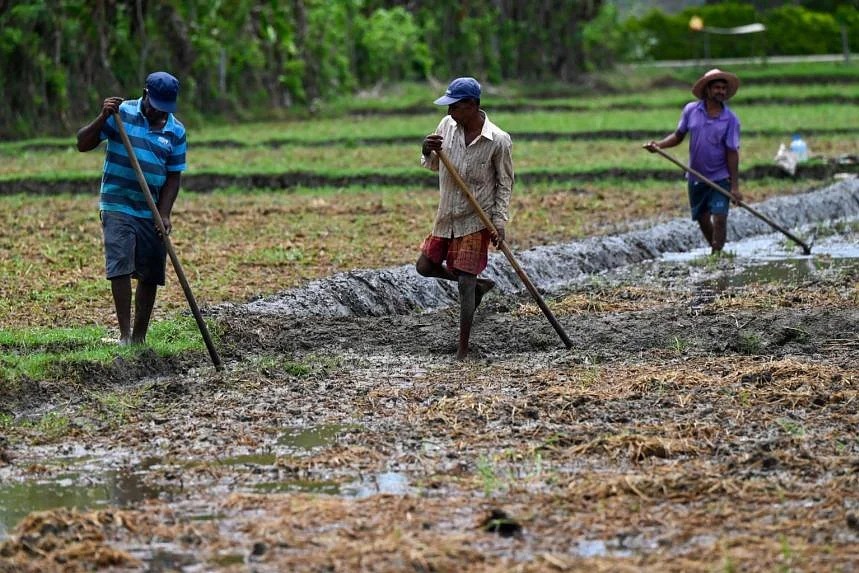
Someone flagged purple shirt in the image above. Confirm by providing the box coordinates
[677,100,740,183]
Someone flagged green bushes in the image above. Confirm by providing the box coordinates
[626,3,858,61]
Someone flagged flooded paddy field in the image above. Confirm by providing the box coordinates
[2,184,858,571]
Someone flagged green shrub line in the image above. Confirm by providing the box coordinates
[0,161,851,196]
[4,126,859,160]
[0,316,216,383]
[304,64,859,114]
[0,85,859,155]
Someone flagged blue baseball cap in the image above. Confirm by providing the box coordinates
[145,71,180,113]
[434,77,481,105]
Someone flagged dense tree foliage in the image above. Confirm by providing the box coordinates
[0,0,607,138]
[2,1,853,139]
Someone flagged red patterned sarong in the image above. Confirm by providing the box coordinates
[420,229,491,275]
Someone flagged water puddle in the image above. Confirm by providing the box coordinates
[345,471,410,497]
[252,479,342,494]
[722,257,859,288]
[210,553,246,567]
[575,538,633,558]
[660,223,859,289]
[0,469,176,539]
[249,471,410,497]
[0,423,362,539]
[216,453,278,466]
[276,423,358,451]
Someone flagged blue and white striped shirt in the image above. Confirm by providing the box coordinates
[98,98,186,218]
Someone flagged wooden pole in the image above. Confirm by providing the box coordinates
[435,150,573,349]
[113,112,224,370]
[650,146,812,255]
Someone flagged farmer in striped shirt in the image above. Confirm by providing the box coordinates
[76,72,186,345]
[418,77,514,360]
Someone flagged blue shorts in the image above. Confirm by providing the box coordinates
[101,210,166,285]
[688,178,730,221]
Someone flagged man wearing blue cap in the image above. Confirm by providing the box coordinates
[417,77,514,360]
[76,72,187,345]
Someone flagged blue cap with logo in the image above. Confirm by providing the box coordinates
[145,72,180,113]
[434,77,481,105]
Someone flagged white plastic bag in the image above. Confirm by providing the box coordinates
[774,143,798,175]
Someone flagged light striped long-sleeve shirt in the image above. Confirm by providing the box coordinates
[421,112,514,238]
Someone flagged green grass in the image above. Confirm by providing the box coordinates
[318,63,858,113]
[2,135,855,181]
[0,98,822,149]
[0,316,216,382]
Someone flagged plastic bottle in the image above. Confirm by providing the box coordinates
[790,133,809,162]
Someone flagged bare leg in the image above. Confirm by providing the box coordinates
[416,254,457,281]
[132,282,158,344]
[475,278,495,308]
[711,214,728,253]
[417,254,492,359]
[696,210,714,250]
[457,273,477,360]
[110,276,133,344]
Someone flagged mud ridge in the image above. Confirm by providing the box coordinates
[2,163,855,197]
[345,95,859,117]
[218,178,859,321]
[8,127,859,155]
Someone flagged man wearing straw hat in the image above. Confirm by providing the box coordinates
[645,68,743,254]
[417,76,514,360]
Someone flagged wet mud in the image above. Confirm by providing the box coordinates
[1,181,858,571]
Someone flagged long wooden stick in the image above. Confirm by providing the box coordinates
[651,146,812,254]
[435,150,573,349]
[113,112,224,370]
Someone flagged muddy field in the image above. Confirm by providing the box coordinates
[1,182,858,571]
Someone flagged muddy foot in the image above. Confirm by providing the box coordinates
[475,278,495,308]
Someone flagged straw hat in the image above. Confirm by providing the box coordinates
[692,68,740,100]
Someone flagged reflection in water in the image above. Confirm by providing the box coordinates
[660,226,859,292]
[575,538,633,558]
[217,453,278,466]
[276,424,357,450]
[346,471,410,498]
[248,472,410,498]
[708,257,858,290]
[252,479,341,494]
[0,470,174,539]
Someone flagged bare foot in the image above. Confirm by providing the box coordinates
[475,278,495,308]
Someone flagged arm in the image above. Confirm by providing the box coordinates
[726,148,742,203]
[157,171,182,235]
[490,137,514,245]
[421,117,450,171]
[421,134,442,171]
[76,97,123,152]
[644,130,685,152]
